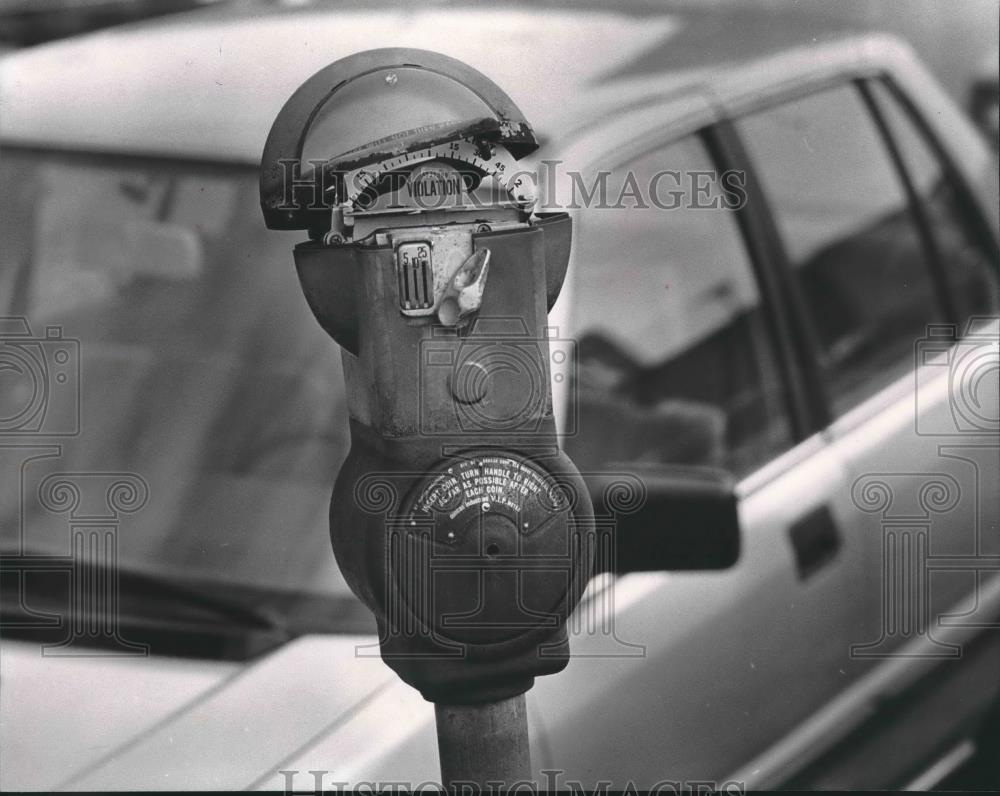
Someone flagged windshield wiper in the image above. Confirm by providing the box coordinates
[0,549,292,660]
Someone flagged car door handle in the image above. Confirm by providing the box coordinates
[788,504,842,580]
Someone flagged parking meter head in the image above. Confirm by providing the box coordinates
[259,49,592,705]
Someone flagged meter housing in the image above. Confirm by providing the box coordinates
[261,49,594,704]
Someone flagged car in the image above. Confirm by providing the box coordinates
[1,2,997,790]
[0,0,223,47]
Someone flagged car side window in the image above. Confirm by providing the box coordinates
[564,134,793,478]
[736,83,947,417]
[866,78,1000,323]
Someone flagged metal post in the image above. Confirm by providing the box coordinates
[435,695,532,791]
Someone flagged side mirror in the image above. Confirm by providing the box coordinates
[587,465,741,573]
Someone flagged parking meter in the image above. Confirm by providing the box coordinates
[260,49,594,784]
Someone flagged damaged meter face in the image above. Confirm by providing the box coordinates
[260,48,539,325]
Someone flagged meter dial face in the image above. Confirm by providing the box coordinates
[339,136,535,209]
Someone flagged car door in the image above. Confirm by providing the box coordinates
[527,110,861,789]
[731,77,1000,787]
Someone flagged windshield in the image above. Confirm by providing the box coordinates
[0,148,368,656]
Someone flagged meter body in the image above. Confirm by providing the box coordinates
[260,49,594,705]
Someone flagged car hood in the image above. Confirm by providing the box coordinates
[0,634,441,790]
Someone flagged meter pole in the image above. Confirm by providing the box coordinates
[435,696,531,790]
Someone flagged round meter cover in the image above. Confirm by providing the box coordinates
[393,451,580,647]
[261,48,540,230]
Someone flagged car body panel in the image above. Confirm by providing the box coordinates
[0,639,241,790]
[0,635,401,790]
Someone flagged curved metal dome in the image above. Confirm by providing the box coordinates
[260,48,539,230]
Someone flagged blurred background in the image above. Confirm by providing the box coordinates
[2,0,997,137]
[0,1,997,790]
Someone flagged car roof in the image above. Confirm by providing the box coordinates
[0,1,914,164]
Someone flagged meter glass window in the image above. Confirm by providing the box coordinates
[301,67,496,166]
[0,149,366,657]
[737,83,947,417]
[565,135,793,478]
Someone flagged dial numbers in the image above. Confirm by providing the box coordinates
[337,138,535,207]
